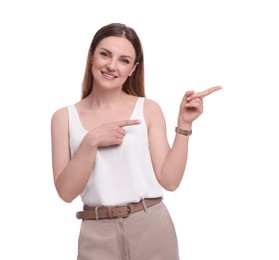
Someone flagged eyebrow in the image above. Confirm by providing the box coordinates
[99,47,133,60]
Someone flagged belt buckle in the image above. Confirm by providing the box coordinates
[112,205,131,219]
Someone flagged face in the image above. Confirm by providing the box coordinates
[91,36,137,90]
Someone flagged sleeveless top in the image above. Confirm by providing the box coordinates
[68,97,163,207]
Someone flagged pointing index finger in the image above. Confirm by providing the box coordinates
[201,86,222,98]
[118,119,141,128]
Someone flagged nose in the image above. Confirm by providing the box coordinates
[106,59,117,71]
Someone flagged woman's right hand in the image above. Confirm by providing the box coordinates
[85,119,141,147]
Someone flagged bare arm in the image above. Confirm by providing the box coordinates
[148,86,222,191]
[51,107,96,202]
[51,107,141,203]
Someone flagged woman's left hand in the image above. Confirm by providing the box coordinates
[178,86,222,128]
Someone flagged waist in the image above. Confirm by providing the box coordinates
[76,197,162,220]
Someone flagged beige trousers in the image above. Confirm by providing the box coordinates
[77,201,179,260]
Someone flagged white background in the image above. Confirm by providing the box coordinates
[1,0,278,259]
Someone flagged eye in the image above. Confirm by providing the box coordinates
[100,51,109,58]
[120,58,130,64]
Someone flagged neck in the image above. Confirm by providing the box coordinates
[86,87,127,109]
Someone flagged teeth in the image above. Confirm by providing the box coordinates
[103,72,115,78]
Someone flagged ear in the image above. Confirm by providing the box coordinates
[129,62,139,76]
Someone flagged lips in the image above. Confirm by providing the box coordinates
[101,71,117,79]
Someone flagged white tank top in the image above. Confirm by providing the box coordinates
[68,97,163,207]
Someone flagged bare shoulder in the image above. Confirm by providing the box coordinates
[144,98,165,127]
[144,98,161,111]
[144,98,163,114]
[51,106,69,129]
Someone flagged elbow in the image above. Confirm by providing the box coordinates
[165,184,180,192]
[55,183,76,203]
[161,181,180,192]
[159,167,183,192]
[59,194,75,203]
[57,187,77,203]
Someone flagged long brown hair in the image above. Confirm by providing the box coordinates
[81,23,145,99]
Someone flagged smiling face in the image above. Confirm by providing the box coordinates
[91,36,138,91]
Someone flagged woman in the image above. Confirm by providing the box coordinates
[51,22,221,260]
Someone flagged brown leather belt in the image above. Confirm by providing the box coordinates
[76,197,162,220]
